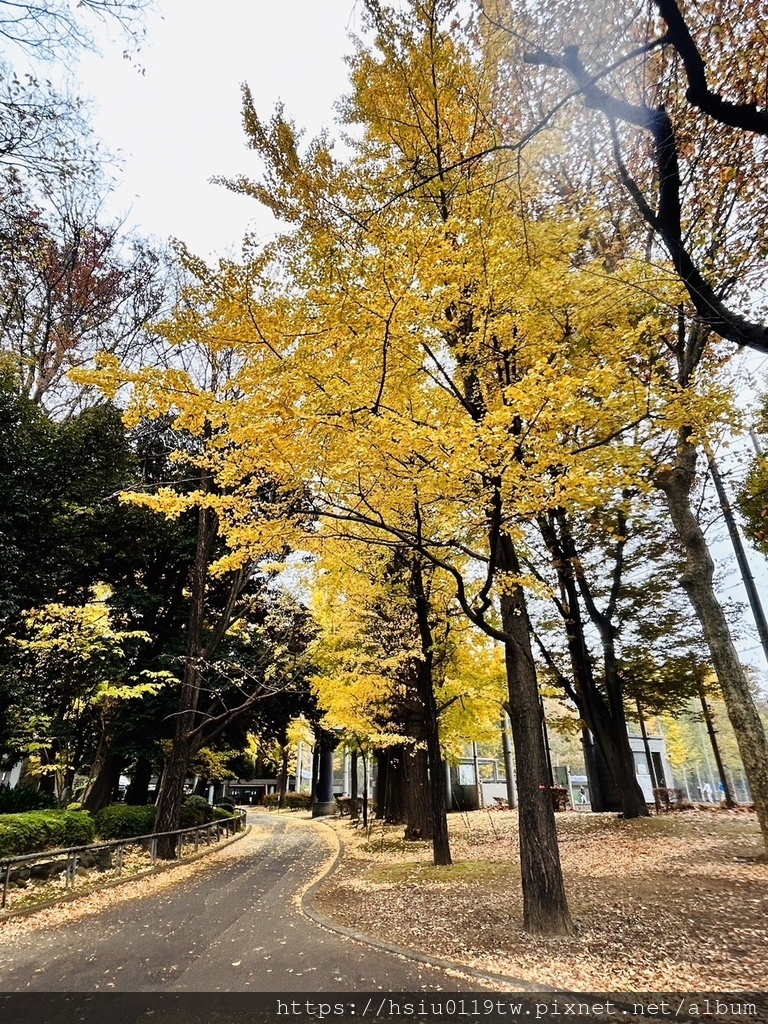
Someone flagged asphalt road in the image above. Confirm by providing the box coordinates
[0,812,466,995]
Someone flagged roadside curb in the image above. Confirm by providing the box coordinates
[0,823,252,922]
[298,818,546,992]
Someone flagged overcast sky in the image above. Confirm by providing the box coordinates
[75,0,362,258]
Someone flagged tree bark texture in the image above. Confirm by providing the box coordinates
[404,555,451,863]
[657,436,768,852]
[381,745,407,825]
[499,534,574,935]
[402,727,432,841]
[82,752,124,813]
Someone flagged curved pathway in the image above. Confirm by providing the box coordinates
[0,812,468,993]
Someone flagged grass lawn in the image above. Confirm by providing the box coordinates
[314,807,767,991]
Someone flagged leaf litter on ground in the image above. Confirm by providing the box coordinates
[313,808,767,991]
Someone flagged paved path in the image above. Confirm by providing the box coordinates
[0,813,467,994]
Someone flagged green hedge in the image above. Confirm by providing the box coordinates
[0,810,96,857]
[286,792,312,811]
[212,806,242,830]
[94,797,215,839]
[93,804,156,840]
[179,795,214,828]
[0,799,243,858]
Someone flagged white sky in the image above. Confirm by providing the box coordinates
[75,0,362,258]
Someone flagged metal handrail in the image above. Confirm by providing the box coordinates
[1,808,246,910]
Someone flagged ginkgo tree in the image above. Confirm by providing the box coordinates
[80,0,743,930]
[3,586,162,805]
[76,319,317,854]
[207,1,723,931]
[311,536,506,865]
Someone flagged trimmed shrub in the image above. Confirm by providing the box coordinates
[216,797,236,811]
[179,795,214,828]
[0,783,56,815]
[286,792,312,811]
[0,810,96,857]
[93,804,156,840]
[212,806,242,830]
[262,792,279,808]
[62,810,96,847]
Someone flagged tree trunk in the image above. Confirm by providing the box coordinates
[538,512,649,819]
[657,435,768,854]
[498,534,574,935]
[402,731,432,841]
[581,685,649,817]
[406,557,451,863]
[374,749,387,819]
[415,651,452,865]
[153,486,216,858]
[82,752,124,813]
[350,747,359,820]
[383,745,407,824]
[125,753,154,806]
[154,735,193,857]
[361,747,369,828]
[699,685,736,808]
[278,744,289,809]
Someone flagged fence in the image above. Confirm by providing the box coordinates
[1,809,246,911]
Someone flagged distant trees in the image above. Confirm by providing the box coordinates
[0,0,148,182]
[0,0,164,416]
[0,168,164,415]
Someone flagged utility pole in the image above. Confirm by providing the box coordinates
[500,711,517,808]
[698,684,736,807]
[705,444,768,667]
[471,741,483,809]
[636,699,662,813]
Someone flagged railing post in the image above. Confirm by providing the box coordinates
[194,829,199,853]
[117,843,124,875]
[2,862,9,909]
[176,831,183,861]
